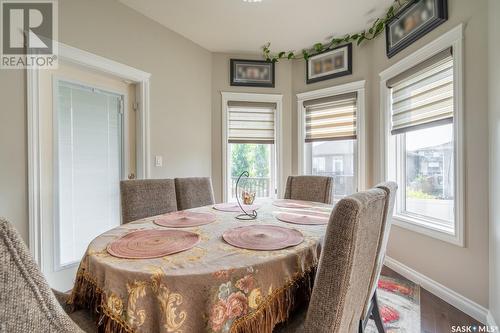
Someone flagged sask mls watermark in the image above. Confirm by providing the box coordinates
[0,0,58,69]
[452,325,499,332]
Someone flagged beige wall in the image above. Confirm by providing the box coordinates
[0,0,491,313]
[488,0,500,324]
[0,70,27,241]
[382,0,489,309]
[211,53,292,202]
[0,0,212,241]
[290,0,489,307]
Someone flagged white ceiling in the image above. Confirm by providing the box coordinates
[118,0,394,53]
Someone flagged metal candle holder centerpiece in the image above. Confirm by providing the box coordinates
[235,171,258,220]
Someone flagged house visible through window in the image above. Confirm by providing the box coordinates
[303,92,358,199]
[404,124,454,223]
[226,101,277,200]
[387,47,456,234]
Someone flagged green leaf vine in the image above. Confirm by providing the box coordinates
[262,0,408,62]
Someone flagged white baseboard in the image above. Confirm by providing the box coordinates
[385,256,489,324]
[487,311,498,328]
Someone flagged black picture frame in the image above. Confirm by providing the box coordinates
[230,59,275,88]
[306,43,352,84]
[385,0,448,58]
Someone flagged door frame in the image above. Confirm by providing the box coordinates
[27,42,151,266]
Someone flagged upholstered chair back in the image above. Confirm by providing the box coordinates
[363,181,398,317]
[284,175,334,204]
[175,177,215,210]
[120,179,177,223]
[304,187,388,333]
[0,218,84,333]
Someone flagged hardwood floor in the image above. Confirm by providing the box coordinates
[381,266,482,333]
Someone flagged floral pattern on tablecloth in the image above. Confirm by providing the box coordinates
[70,199,330,332]
[209,267,266,332]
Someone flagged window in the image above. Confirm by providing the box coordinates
[223,98,280,201]
[55,80,123,268]
[382,27,464,246]
[403,124,454,224]
[299,86,364,200]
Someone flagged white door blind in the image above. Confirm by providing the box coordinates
[228,101,276,144]
[56,81,122,267]
[389,48,454,134]
[304,92,357,142]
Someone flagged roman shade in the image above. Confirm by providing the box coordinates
[388,48,454,135]
[303,92,357,142]
[227,101,276,144]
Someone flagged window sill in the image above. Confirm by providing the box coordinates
[392,214,464,247]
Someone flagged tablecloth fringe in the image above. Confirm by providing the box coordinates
[68,265,317,333]
[68,270,134,333]
[230,264,317,333]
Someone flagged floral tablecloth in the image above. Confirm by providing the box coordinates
[69,199,331,333]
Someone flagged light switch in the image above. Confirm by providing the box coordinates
[155,155,163,167]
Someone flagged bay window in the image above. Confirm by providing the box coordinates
[381,25,464,246]
[298,82,365,200]
[222,94,282,201]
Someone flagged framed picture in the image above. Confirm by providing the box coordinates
[306,43,352,84]
[385,0,448,58]
[230,59,275,87]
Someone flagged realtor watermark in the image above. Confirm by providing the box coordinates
[0,0,58,69]
[452,325,499,332]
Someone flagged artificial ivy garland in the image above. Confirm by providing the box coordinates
[262,0,408,62]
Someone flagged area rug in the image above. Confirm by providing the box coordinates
[365,275,421,333]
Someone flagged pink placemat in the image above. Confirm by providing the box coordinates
[275,211,330,225]
[213,202,261,212]
[154,211,216,228]
[223,224,304,251]
[107,229,200,259]
[272,199,316,209]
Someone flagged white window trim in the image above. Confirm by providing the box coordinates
[221,92,283,202]
[296,80,367,192]
[27,41,151,267]
[379,24,465,246]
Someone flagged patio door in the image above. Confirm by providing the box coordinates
[55,79,123,274]
[38,62,135,291]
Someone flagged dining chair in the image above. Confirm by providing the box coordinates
[283,175,334,204]
[274,185,391,333]
[360,182,398,333]
[174,177,215,210]
[0,218,95,333]
[120,179,177,223]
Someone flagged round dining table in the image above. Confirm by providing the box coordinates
[69,199,333,333]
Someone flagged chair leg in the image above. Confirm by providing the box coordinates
[371,291,386,333]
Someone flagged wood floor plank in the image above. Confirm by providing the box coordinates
[420,292,437,333]
[381,266,482,333]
